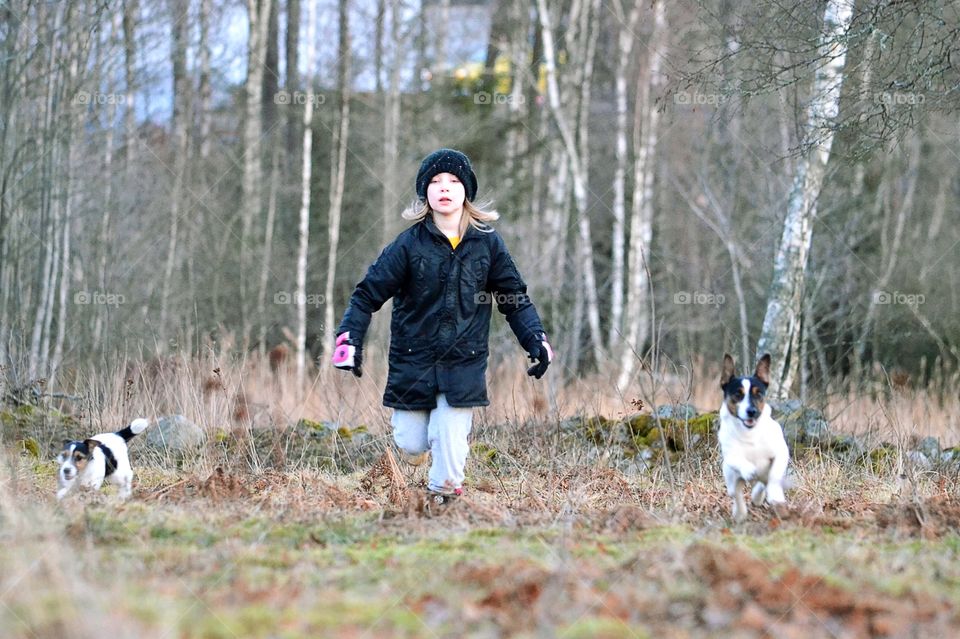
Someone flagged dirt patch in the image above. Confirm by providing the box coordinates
[144,467,384,513]
[144,466,250,501]
[876,495,960,538]
[687,542,956,637]
[596,504,658,534]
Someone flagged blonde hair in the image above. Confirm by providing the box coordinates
[401,199,500,237]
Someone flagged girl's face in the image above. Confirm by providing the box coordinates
[427,172,465,216]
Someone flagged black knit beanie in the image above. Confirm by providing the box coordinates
[415,148,478,202]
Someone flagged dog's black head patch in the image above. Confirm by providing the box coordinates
[721,353,771,427]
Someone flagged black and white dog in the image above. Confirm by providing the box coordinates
[719,354,789,522]
[56,418,149,501]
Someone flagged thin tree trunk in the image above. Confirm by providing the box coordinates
[921,170,949,276]
[262,0,280,131]
[286,0,300,156]
[323,0,351,367]
[123,0,138,168]
[93,13,120,352]
[544,142,569,327]
[258,145,280,356]
[381,0,401,245]
[757,0,854,398]
[608,0,642,349]
[198,0,212,161]
[295,0,317,388]
[50,145,74,381]
[242,0,273,348]
[575,0,602,369]
[618,0,665,391]
[159,0,190,354]
[374,0,385,93]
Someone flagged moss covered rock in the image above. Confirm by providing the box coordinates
[772,399,831,448]
[576,410,718,456]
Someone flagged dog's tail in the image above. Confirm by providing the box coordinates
[116,418,150,442]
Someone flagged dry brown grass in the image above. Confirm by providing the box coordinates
[50,349,960,457]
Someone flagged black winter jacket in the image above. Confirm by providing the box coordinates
[337,216,546,410]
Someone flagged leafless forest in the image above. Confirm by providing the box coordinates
[1,0,959,406]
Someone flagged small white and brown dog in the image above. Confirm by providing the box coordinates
[56,418,149,500]
[719,354,789,522]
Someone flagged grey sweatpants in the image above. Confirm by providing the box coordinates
[391,393,474,494]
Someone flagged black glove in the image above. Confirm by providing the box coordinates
[526,332,553,379]
[331,332,363,378]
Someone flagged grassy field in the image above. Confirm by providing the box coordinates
[4,444,960,637]
[3,354,960,638]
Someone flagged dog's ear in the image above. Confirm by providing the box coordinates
[755,353,771,385]
[83,439,100,453]
[721,354,736,387]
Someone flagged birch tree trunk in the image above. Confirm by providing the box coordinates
[608,0,642,348]
[757,0,854,398]
[322,0,351,367]
[617,0,665,391]
[544,140,569,329]
[295,0,317,388]
[242,0,273,348]
[536,0,603,367]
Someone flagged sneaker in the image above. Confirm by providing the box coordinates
[424,487,462,513]
[429,487,462,504]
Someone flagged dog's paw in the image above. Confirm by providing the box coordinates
[766,484,786,504]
